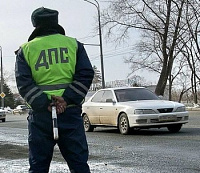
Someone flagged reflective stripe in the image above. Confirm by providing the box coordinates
[66,104,76,108]
[69,85,86,97]
[38,84,69,91]
[73,81,88,92]
[28,90,43,105]
[24,87,38,101]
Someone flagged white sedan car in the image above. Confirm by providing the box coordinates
[13,105,29,115]
[0,108,7,122]
[82,87,189,134]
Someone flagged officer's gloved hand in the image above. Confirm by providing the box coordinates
[48,96,67,114]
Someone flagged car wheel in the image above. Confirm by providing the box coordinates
[167,124,182,133]
[83,114,94,132]
[118,113,130,135]
[2,118,5,122]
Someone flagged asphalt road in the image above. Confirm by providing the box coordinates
[0,111,200,173]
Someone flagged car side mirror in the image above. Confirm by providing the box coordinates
[106,98,113,102]
[106,98,116,104]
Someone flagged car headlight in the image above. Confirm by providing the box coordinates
[175,106,186,112]
[134,109,156,114]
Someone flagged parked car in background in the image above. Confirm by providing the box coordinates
[13,105,30,115]
[3,106,12,113]
[82,87,189,135]
[0,108,7,122]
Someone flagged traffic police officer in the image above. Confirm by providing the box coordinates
[15,7,94,173]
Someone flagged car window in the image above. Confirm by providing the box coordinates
[114,88,159,102]
[101,90,114,103]
[91,91,104,102]
[85,91,95,102]
[16,105,28,109]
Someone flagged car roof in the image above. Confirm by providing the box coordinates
[97,86,145,91]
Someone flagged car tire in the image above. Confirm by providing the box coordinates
[118,113,130,135]
[2,118,5,122]
[83,114,94,132]
[167,124,182,133]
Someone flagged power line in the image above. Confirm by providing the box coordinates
[78,34,98,42]
[90,50,135,61]
[83,43,100,46]
[88,45,134,56]
[88,45,135,61]
[4,45,136,62]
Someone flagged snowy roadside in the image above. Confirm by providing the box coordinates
[0,127,114,173]
[0,127,144,173]
[0,158,133,173]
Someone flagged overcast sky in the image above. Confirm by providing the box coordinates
[0,0,157,92]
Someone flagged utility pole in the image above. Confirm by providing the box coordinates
[0,46,4,108]
[84,0,105,88]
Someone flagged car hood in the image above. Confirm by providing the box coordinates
[118,100,183,109]
[0,109,6,113]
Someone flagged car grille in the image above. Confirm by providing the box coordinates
[150,117,182,123]
[157,108,173,113]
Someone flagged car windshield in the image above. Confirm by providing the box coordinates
[114,88,160,102]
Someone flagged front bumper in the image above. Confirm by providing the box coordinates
[128,112,189,128]
[0,113,6,119]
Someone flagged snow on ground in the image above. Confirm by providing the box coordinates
[0,159,138,173]
[0,127,142,173]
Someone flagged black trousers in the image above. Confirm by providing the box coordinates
[28,107,90,173]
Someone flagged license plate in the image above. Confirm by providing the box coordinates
[159,115,177,122]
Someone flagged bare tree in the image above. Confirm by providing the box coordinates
[128,75,147,86]
[177,0,200,103]
[91,65,102,90]
[168,55,188,100]
[92,65,102,84]
[172,68,191,102]
[101,0,195,96]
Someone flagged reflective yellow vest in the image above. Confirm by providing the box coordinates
[21,34,77,99]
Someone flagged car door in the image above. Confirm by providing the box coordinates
[84,90,104,124]
[99,90,117,125]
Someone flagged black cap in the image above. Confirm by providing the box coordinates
[31,7,59,27]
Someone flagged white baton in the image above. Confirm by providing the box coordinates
[52,106,59,140]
